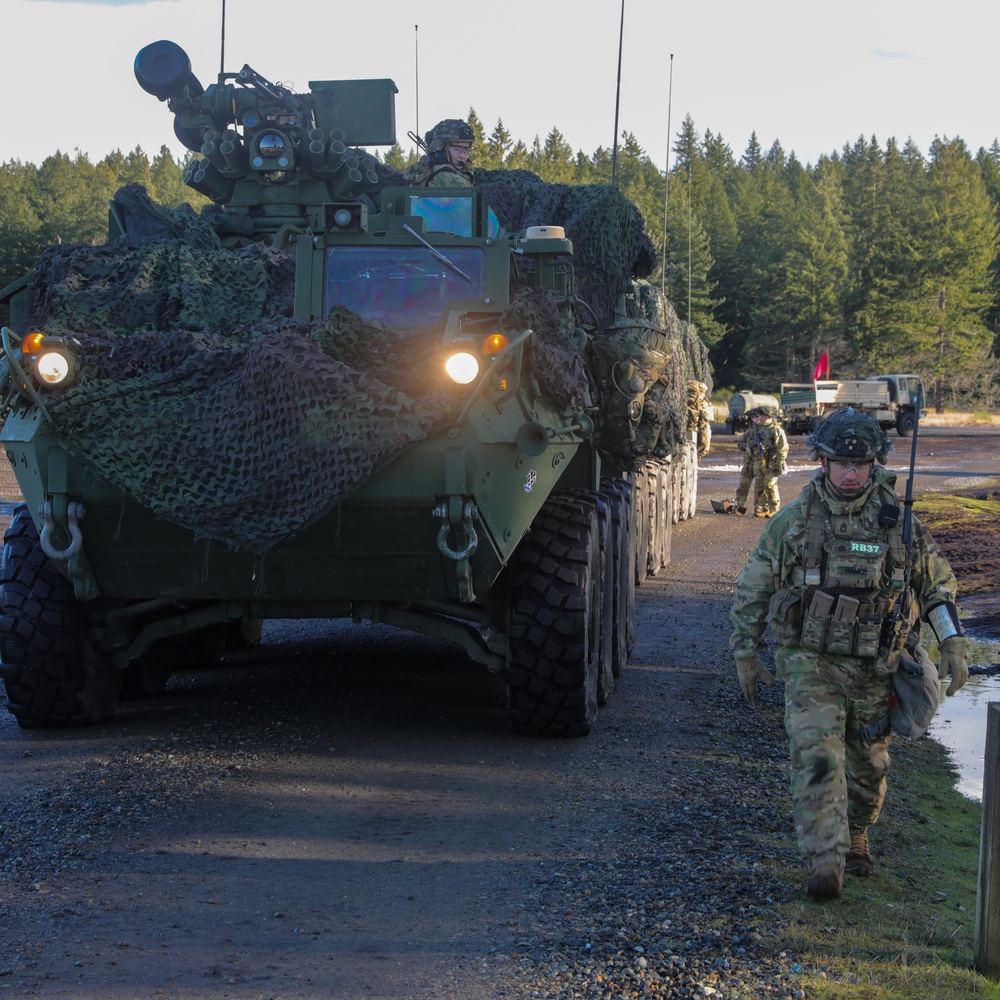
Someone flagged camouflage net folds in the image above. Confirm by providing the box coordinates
[45,317,449,554]
[476,171,657,321]
[588,281,713,470]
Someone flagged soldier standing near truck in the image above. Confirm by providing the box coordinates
[729,408,970,901]
[733,406,788,516]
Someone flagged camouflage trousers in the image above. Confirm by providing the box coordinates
[776,646,893,871]
[735,457,779,512]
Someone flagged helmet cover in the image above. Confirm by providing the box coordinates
[425,119,474,153]
[806,407,891,463]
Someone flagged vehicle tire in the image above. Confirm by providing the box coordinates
[0,505,120,728]
[602,476,636,672]
[896,410,916,436]
[634,469,649,586]
[506,494,602,737]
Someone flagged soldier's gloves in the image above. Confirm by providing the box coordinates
[735,653,776,705]
[939,635,970,696]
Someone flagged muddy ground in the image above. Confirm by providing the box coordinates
[0,427,997,998]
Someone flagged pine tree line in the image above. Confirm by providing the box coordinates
[4,118,1000,408]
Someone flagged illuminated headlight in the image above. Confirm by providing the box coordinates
[445,352,480,385]
[33,346,77,387]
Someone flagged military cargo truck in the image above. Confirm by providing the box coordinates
[0,41,710,735]
[780,375,924,436]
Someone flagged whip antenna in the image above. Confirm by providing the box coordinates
[660,53,674,297]
[220,0,226,74]
[415,25,420,145]
[611,0,625,187]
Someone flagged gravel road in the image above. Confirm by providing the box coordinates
[1,430,996,999]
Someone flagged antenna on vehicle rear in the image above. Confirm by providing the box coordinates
[611,0,625,187]
[220,0,226,75]
[414,24,420,146]
[660,53,674,297]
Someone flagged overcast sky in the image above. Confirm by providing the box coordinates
[6,0,998,170]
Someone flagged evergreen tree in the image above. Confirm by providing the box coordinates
[917,138,1000,408]
[537,127,574,184]
[482,119,513,170]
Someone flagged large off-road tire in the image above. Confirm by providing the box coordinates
[0,505,120,728]
[568,490,615,706]
[602,476,637,674]
[896,410,916,437]
[506,494,603,737]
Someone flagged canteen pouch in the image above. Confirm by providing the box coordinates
[827,595,861,656]
[800,590,834,652]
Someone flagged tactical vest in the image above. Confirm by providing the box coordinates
[767,478,910,659]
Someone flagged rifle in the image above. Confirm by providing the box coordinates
[876,402,921,672]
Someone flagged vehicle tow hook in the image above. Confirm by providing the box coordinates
[433,500,478,561]
[39,500,85,561]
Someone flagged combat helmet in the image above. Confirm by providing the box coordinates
[748,405,780,421]
[806,407,891,463]
[425,119,474,154]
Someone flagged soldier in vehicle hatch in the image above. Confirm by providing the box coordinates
[732,405,788,516]
[729,408,970,901]
[403,119,475,188]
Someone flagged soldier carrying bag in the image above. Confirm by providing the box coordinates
[853,651,941,742]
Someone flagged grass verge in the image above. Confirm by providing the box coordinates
[762,738,999,999]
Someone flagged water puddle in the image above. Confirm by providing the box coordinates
[927,605,1000,801]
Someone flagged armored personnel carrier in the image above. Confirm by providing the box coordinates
[0,41,710,735]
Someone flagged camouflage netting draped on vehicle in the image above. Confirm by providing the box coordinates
[15,184,707,551]
[588,281,713,470]
[475,170,658,323]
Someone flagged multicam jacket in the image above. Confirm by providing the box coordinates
[402,156,474,188]
[730,466,958,661]
[738,421,788,473]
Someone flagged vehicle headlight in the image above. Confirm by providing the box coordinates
[31,343,77,388]
[445,352,480,385]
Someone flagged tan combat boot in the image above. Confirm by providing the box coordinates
[807,863,843,901]
[844,831,874,877]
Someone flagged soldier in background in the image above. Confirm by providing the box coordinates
[729,408,969,901]
[733,405,788,516]
[687,380,713,458]
[403,119,475,188]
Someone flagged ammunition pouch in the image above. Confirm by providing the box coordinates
[800,591,887,659]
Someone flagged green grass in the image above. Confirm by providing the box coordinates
[760,739,1000,999]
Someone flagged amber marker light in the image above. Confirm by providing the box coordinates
[21,332,46,354]
[481,333,509,356]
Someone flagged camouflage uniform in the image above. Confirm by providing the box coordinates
[403,118,475,188]
[402,156,474,188]
[730,458,964,890]
[735,412,788,515]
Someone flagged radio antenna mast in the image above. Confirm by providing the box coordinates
[611,0,625,187]
[415,25,420,144]
[220,0,226,74]
[660,53,674,297]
